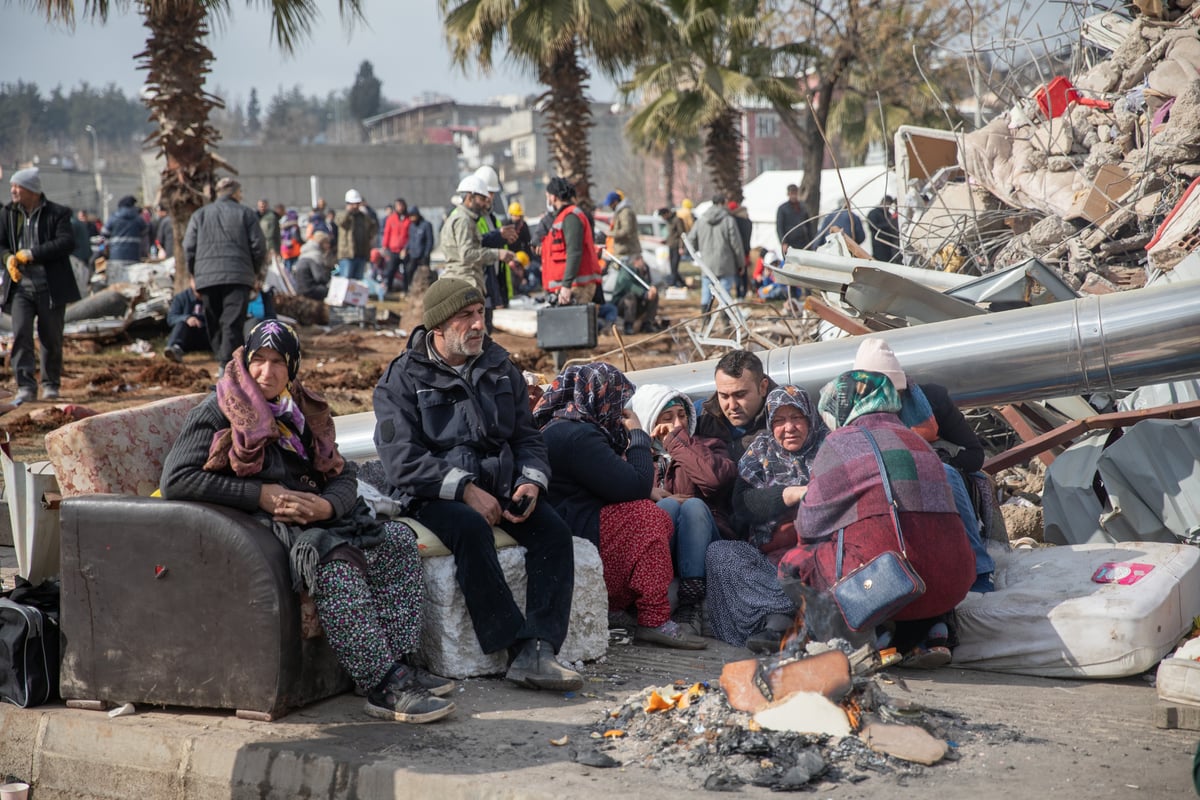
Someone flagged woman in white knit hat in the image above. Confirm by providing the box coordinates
[853,337,996,597]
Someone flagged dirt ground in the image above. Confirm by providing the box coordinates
[0,292,707,467]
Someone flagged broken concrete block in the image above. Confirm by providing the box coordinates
[417,536,607,678]
[720,650,852,713]
[753,691,851,736]
[860,721,948,765]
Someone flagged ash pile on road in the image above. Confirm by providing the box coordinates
[579,638,1028,792]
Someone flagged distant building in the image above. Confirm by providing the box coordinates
[364,100,515,151]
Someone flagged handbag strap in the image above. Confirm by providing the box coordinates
[859,427,909,556]
[832,426,910,580]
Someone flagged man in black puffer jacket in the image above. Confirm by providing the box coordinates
[182,177,267,372]
[0,168,79,404]
[373,278,582,693]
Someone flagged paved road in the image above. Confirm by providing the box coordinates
[0,628,1193,799]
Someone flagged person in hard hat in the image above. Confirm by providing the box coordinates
[335,189,377,280]
[471,166,519,325]
[439,174,518,329]
[677,198,695,233]
[505,201,534,295]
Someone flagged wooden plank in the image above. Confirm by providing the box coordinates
[802,296,873,336]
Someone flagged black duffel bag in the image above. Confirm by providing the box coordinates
[0,578,61,708]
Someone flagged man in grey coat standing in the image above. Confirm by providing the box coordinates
[183,177,267,372]
[686,193,744,312]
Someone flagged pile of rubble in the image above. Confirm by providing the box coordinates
[904,7,1200,289]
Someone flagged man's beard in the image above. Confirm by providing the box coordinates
[444,326,484,360]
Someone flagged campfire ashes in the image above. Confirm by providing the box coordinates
[584,591,1034,792]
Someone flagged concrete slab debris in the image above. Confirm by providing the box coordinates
[859,721,948,765]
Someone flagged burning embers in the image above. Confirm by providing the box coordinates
[587,595,964,790]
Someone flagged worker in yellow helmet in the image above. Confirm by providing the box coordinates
[678,198,695,232]
[505,200,534,296]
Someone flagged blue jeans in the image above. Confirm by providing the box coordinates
[700,275,736,309]
[657,497,718,579]
[338,257,367,280]
[944,464,994,576]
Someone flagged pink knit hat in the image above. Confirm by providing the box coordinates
[853,338,907,390]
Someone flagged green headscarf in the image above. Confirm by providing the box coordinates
[818,369,902,430]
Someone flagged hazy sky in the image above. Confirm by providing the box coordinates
[6,1,619,108]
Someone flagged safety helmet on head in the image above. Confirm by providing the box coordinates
[474,165,501,193]
[344,188,363,204]
[508,201,524,217]
[681,198,694,209]
[456,174,490,197]
[515,251,530,267]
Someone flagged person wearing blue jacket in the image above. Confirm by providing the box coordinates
[101,195,149,268]
[162,277,209,362]
[403,206,433,292]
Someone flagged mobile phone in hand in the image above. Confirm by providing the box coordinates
[506,494,532,516]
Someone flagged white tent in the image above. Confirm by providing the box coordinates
[698,165,896,255]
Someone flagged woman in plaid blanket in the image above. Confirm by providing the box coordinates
[779,369,975,666]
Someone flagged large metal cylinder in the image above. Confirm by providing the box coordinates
[334,280,1200,460]
[624,279,1200,406]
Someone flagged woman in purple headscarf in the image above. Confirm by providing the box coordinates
[705,385,829,651]
[161,320,454,724]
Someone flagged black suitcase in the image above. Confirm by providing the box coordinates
[537,303,597,350]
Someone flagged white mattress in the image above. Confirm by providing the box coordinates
[954,541,1200,678]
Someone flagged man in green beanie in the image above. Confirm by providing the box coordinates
[373,278,582,691]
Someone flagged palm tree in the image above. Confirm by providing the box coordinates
[440,0,640,210]
[623,0,804,204]
[25,0,364,289]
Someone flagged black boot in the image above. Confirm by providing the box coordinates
[745,613,793,654]
[505,639,583,691]
[672,577,706,637]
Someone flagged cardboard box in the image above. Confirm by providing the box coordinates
[324,276,369,307]
[1066,163,1133,223]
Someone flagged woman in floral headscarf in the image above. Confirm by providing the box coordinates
[704,385,829,650]
[534,362,706,649]
[780,369,975,666]
[161,320,455,724]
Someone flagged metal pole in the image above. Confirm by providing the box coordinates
[84,124,101,216]
[330,281,1200,461]
[602,252,652,291]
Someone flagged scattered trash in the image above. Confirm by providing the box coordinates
[108,702,136,718]
[122,339,154,356]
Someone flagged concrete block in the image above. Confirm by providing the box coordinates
[860,721,949,764]
[34,712,189,798]
[417,537,607,679]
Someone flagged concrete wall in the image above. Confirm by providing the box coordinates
[14,164,144,220]
[140,142,460,214]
